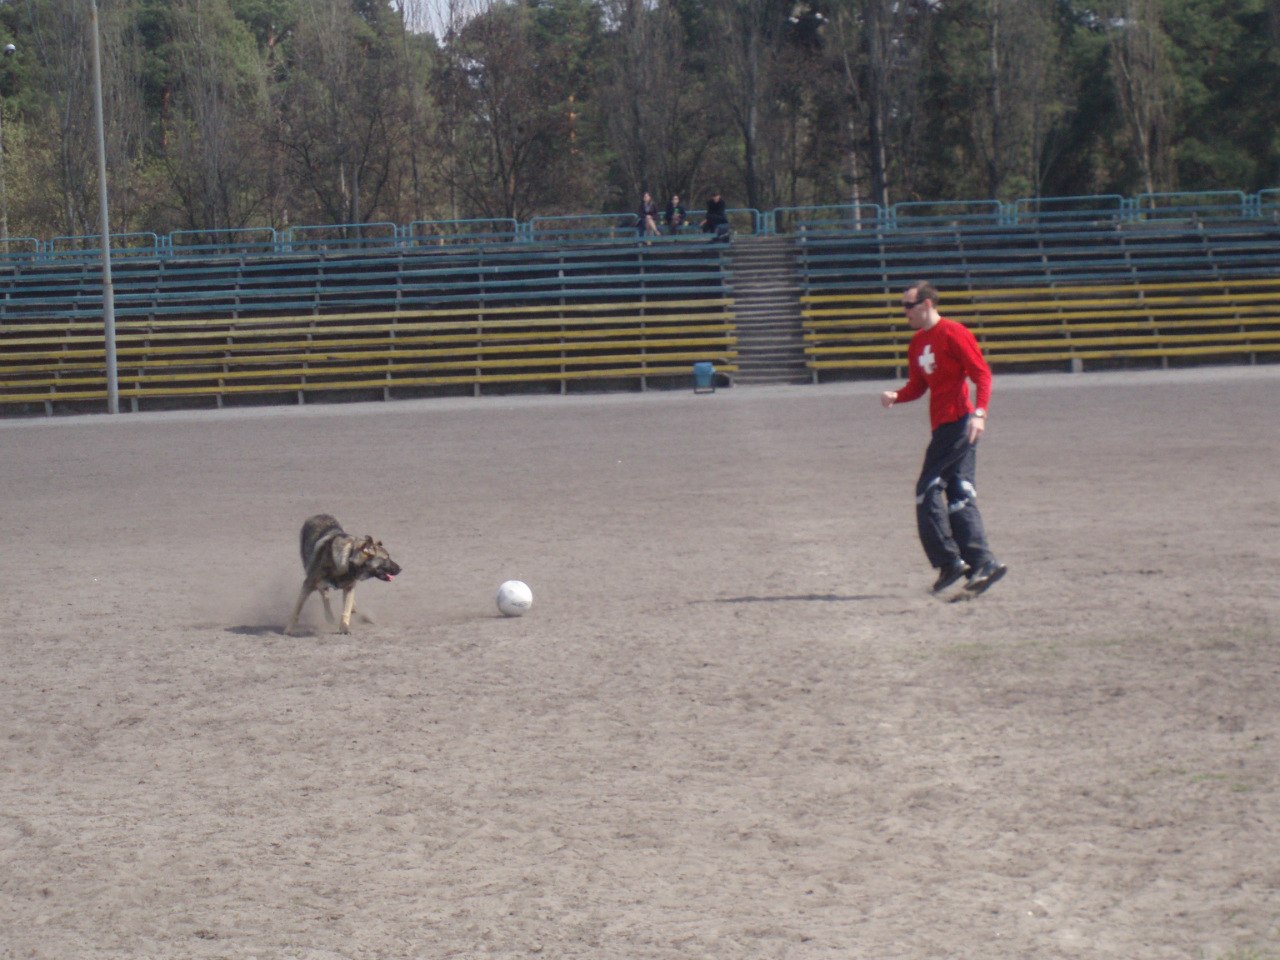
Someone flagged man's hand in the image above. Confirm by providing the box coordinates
[966,414,986,444]
[880,390,898,408]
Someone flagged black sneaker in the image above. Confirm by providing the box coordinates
[965,561,1008,595]
[931,560,971,593]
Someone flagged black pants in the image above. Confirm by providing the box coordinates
[915,415,994,571]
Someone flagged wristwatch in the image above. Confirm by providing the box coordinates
[972,408,986,418]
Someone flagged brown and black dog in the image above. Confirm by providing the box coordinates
[284,514,401,635]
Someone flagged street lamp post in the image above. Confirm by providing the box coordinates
[90,0,118,414]
[3,0,119,412]
[0,86,8,243]
[1,42,14,242]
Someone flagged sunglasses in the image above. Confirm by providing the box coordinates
[902,298,924,312]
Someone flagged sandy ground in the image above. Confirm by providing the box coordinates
[1,367,1278,960]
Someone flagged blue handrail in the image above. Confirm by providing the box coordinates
[402,218,519,245]
[45,232,162,258]
[1133,190,1249,219]
[730,208,761,236]
[0,236,42,260]
[1257,189,1280,218]
[527,212,648,243]
[1010,194,1126,224]
[889,199,1005,229]
[3,188,1275,264]
[284,221,399,252]
[773,203,885,234]
[169,226,280,257]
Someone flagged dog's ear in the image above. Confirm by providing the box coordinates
[360,536,377,556]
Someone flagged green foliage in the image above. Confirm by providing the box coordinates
[0,0,1274,241]
[228,0,298,48]
[1163,0,1279,190]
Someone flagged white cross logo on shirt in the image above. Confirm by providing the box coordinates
[918,344,937,375]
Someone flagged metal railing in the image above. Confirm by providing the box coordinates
[284,221,399,252]
[889,198,1006,228]
[1,188,1275,265]
[1010,194,1126,224]
[403,217,519,246]
[772,203,884,235]
[527,212,653,243]
[45,231,162,258]
[1131,190,1250,220]
[168,227,280,257]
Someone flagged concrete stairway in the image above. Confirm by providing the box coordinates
[725,235,811,385]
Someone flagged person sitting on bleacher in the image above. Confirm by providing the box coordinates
[664,194,687,234]
[637,192,662,239]
[700,190,730,242]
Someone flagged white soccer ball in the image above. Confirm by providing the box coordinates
[496,579,533,617]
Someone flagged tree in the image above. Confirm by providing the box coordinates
[702,0,791,212]
[770,5,842,209]
[928,0,1068,200]
[387,0,444,223]
[1162,0,1279,191]
[1107,0,1175,197]
[437,0,600,219]
[0,0,1275,245]
[825,0,934,210]
[13,0,148,239]
[597,0,713,206]
[159,0,275,234]
[273,0,421,228]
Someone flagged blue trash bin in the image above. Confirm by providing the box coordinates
[693,361,715,393]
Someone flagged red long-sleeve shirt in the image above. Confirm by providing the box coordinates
[894,317,992,430]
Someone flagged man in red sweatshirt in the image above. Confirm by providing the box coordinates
[880,281,1007,595]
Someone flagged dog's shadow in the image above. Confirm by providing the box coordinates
[227,624,294,637]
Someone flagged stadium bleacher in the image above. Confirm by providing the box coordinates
[0,242,738,414]
[2,189,1278,414]
[797,219,1280,379]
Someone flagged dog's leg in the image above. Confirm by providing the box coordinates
[284,585,312,635]
[319,587,337,625]
[339,587,358,634]
[349,597,375,625]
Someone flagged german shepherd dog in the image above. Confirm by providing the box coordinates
[284,514,401,635]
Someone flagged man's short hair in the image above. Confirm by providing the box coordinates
[911,281,939,306]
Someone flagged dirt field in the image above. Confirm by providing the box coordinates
[2,367,1278,960]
